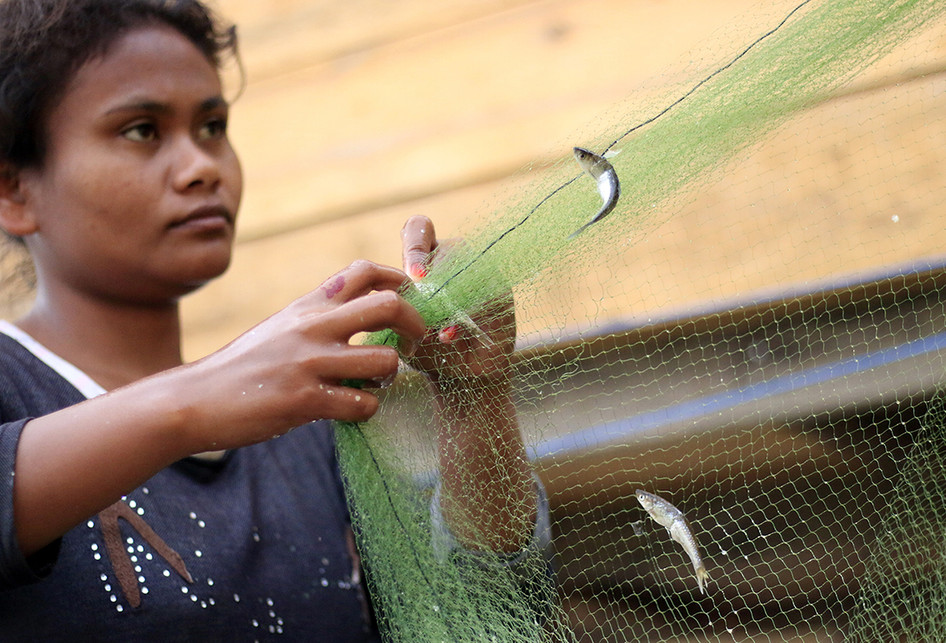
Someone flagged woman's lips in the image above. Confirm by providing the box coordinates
[169,205,233,233]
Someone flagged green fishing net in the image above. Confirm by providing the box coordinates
[333,0,946,640]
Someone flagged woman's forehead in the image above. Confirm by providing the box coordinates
[57,25,222,115]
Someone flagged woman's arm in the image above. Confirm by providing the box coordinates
[12,261,426,556]
[401,216,536,553]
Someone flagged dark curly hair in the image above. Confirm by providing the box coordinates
[0,0,239,169]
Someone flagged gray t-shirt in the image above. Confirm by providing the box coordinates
[0,329,379,641]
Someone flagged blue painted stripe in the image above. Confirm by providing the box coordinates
[530,331,946,460]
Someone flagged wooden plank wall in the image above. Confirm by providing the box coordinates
[182,0,946,358]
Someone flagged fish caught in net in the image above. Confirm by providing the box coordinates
[333,0,946,640]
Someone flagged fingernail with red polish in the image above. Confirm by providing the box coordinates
[409,263,428,280]
[438,325,459,344]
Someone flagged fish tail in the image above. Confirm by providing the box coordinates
[695,564,710,594]
[567,222,591,240]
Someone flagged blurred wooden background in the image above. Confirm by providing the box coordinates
[183,0,946,358]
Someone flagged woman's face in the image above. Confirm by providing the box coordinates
[17,24,243,304]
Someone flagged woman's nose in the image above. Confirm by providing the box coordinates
[171,136,221,193]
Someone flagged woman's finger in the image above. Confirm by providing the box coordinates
[312,260,410,304]
[305,344,401,382]
[401,216,437,280]
[309,385,380,423]
[317,290,426,347]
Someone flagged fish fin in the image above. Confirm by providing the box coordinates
[603,148,621,159]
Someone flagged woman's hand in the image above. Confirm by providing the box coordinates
[179,260,426,452]
[399,216,516,389]
[12,260,425,557]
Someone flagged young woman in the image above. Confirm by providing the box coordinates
[0,1,547,639]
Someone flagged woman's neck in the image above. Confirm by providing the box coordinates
[17,286,185,391]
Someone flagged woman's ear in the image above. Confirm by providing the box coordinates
[0,163,38,237]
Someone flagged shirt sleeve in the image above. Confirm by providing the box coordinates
[0,418,61,590]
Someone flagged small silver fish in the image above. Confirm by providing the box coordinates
[568,146,620,239]
[635,489,710,594]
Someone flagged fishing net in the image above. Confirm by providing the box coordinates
[332,0,946,640]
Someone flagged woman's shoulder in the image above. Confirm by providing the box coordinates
[0,329,87,421]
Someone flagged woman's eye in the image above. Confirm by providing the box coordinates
[122,123,158,142]
[198,117,228,140]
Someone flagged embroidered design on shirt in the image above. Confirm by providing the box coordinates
[98,500,193,608]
